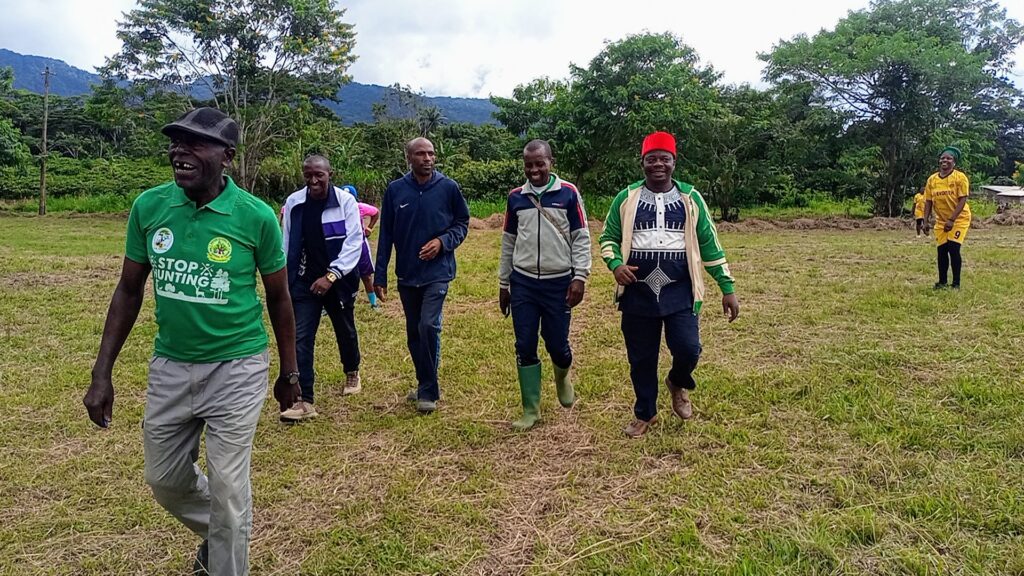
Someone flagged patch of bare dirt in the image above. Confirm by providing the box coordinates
[986,211,1024,226]
[471,214,506,230]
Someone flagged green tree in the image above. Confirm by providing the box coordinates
[416,106,446,138]
[100,0,357,192]
[0,118,29,167]
[490,77,565,137]
[559,32,724,195]
[763,0,1024,215]
[701,86,791,220]
[0,67,30,167]
[371,83,426,122]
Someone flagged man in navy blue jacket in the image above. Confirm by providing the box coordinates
[374,137,470,413]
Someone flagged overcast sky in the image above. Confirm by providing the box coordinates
[1,0,1022,97]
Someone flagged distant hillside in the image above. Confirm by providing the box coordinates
[321,83,497,125]
[0,48,497,125]
[0,49,102,97]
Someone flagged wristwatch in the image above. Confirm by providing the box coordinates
[286,371,300,386]
[325,271,338,283]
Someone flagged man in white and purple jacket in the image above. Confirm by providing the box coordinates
[280,154,365,421]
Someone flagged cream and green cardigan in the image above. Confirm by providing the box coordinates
[599,179,734,314]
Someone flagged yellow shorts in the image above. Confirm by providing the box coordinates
[935,221,969,245]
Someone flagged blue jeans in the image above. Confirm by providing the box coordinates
[621,309,702,421]
[292,280,360,403]
[509,271,572,368]
[397,282,448,402]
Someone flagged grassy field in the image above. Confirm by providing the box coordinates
[3,193,1004,223]
[2,214,1024,575]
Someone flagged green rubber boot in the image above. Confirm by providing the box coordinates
[553,364,576,408]
[511,363,542,430]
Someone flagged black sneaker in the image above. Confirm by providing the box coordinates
[193,539,209,575]
[933,282,948,290]
[951,283,960,290]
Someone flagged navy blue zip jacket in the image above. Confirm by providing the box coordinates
[374,170,470,288]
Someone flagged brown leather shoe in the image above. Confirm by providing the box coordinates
[623,415,658,438]
[667,377,693,420]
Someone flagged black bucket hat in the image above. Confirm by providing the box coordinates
[161,107,240,147]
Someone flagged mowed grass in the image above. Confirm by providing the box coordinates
[2,213,1024,575]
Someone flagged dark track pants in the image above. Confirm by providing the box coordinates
[293,282,360,403]
[621,309,702,421]
[398,282,449,402]
[509,271,573,368]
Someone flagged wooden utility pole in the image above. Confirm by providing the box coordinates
[39,66,52,216]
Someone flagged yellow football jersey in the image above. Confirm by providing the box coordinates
[924,170,971,225]
[913,192,926,218]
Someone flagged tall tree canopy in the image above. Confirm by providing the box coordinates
[0,67,30,167]
[762,0,1024,215]
[491,33,725,196]
[100,0,357,191]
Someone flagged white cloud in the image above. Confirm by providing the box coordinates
[343,0,879,96]
[1,0,1021,96]
[0,0,135,73]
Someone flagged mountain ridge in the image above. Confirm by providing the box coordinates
[0,48,498,125]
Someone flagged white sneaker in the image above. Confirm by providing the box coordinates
[342,371,362,395]
[280,401,318,422]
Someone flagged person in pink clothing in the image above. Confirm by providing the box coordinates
[357,202,381,308]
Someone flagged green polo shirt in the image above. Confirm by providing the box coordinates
[125,177,286,363]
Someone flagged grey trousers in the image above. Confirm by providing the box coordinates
[143,351,269,576]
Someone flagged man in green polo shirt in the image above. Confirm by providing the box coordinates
[83,107,300,576]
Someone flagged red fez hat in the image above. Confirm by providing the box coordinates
[641,131,676,158]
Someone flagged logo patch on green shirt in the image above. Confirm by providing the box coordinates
[207,236,232,263]
[152,227,174,254]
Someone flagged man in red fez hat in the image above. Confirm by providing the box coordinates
[598,131,740,437]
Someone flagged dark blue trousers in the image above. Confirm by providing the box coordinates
[397,282,449,402]
[509,271,573,368]
[621,309,702,421]
[292,280,360,403]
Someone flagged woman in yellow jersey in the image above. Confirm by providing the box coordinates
[913,188,927,237]
[922,146,971,289]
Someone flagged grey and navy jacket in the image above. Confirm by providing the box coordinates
[282,184,364,288]
[374,170,470,288]
[498,175,591,289]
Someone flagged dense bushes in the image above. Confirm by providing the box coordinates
[0,155,528,207]
[446,159,523,202]
[0,156,169,200]
[255,154,392,205]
